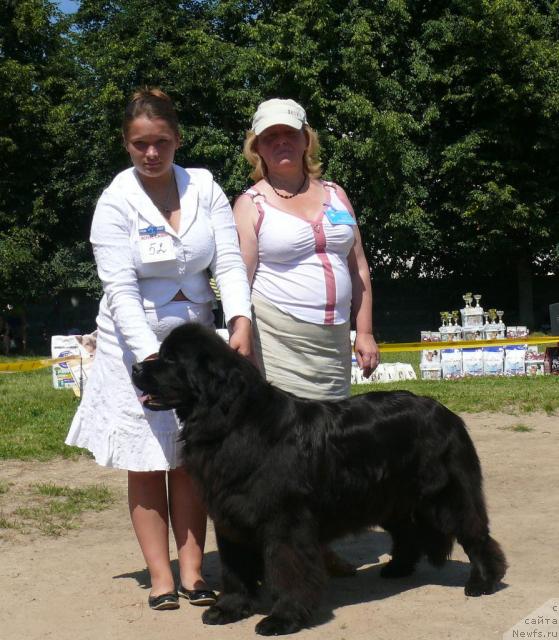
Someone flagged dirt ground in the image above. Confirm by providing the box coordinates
[0,412,557,640]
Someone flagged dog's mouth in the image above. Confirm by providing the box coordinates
[132,362,186,412]
[138,393,171,411]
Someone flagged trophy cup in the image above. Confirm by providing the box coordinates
[496,310,505,338]
[471,294,484,325]
[461,294,470,327]
[450,310,462,341]
[485,309,499,340]
[462,292,482,328]
[439,311,451,340]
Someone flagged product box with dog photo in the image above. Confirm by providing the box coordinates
[51,333,97,394]
[441,349,463,379]
[504,345,527,376]
[462,348,484,377]
[482,347,504,376]
[51,335,81,389]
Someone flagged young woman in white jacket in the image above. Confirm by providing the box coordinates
[66,88,252,610]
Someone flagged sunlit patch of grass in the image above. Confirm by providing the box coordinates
[499,423,534,433]
[0,513,21,530]
[9,483,115,537]
[0,366,85,460]
[543,402,555,415]
[353,357,559,415]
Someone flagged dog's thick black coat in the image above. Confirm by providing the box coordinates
[132,324,507,635]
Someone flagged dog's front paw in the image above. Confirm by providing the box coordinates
[464,578,496,597]
[255,614,302,636]
[202,602,251,625]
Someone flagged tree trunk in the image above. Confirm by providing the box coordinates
[517,258,535,329]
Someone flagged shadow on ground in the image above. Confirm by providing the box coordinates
[112,528,508,629]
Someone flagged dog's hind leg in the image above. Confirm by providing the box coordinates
[459,530,507,596]
[454,492,507,596]
[202,531,260,626]
[418,520,454,568]
[380,519,423,578]
[254,515,326,636]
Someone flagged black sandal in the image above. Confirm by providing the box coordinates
[148,591,180,610]
[177,583,217,606]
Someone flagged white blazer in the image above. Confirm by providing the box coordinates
[90,165,251,361]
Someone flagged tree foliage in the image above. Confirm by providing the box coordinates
[1,0,559,327]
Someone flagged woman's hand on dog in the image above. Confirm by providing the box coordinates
[228,316,253,358]
[354,332,380,378]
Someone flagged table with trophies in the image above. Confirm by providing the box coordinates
[419,293,544,379]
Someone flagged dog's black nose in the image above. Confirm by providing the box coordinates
[131,363,142,377]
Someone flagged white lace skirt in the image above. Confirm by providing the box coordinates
[65,298,214,471]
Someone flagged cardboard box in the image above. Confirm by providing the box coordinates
[462,348,484,377]
[51,335,81,390]
[544,347,559,375]
[441,349,463,379]
[483,347,504,376]
[504,345,527,376]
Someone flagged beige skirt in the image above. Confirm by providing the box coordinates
[252,294,351,400]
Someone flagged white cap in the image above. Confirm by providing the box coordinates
[251,98,307,135]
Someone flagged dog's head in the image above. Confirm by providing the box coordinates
[132,323,259,416]
[76,331,98,355]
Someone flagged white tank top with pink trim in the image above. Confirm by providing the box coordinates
[245,182,356,325]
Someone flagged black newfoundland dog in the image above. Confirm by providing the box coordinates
[132,324,506,636]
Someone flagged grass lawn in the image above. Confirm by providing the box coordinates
[353,375,559,414]
[1,352,557,538]
[0,360,115,538]
[357,349,559,413]
[0,482,115,537]
[1,351,558,462]
[0,366,80,460]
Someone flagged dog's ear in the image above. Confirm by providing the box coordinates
[218,368,247,414]
[183,356,209,401]
[196,359,246,415]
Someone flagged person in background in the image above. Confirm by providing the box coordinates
[234,98,380,576]
[66,88,252,610]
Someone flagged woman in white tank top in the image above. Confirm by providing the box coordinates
[233,98,380,575]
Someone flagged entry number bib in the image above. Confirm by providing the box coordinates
[138,226,175,263]
[324,208,356,226]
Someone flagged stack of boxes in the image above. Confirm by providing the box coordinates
[419,295,540,380]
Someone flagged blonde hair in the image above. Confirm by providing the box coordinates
[122,87,179,140]
[243,124,322,181]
